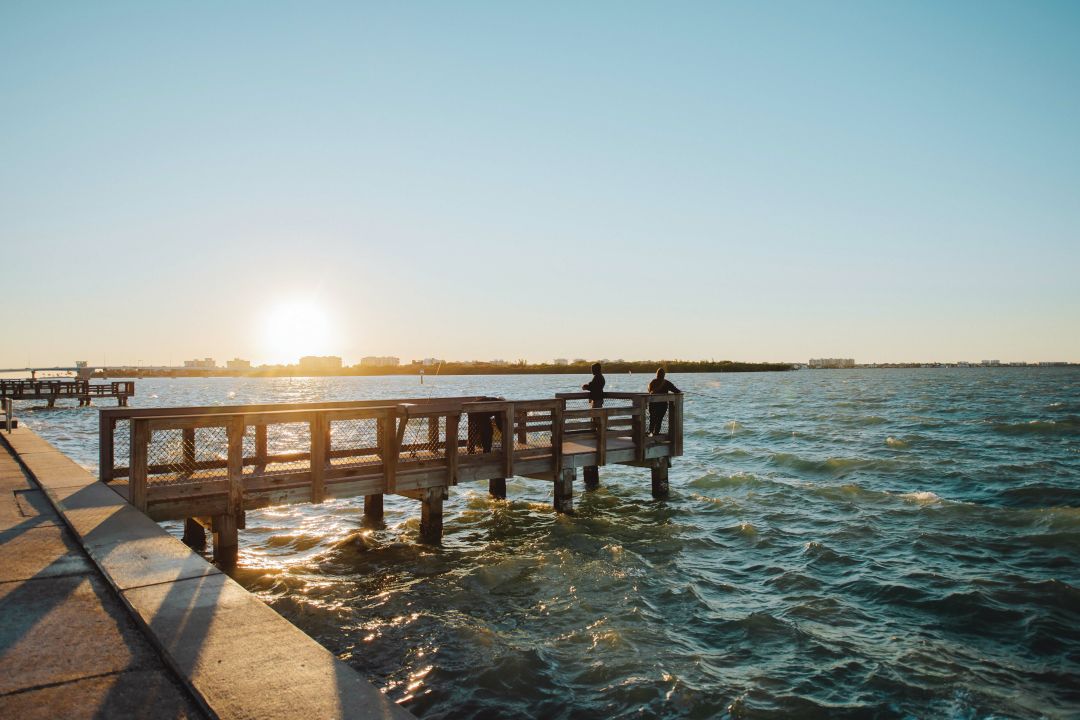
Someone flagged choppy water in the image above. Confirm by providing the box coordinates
[14,370,1080,719]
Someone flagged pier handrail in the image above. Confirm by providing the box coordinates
[113,393,682,521]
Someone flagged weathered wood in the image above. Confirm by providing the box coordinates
[310,415,327,504]
[364,493,384,521]
[501,403,515,479]
[226,416,245,529]
[419,486,446,544]
[99,415,115,482]
[446,413,459,485]
[182,517,206,549]
[554,468,574,514]
[255,424,268,470]
[597,414,608,466]
[129,420,149,512]
[489,477,506,499]
[583,465,599,490]
[633,397,647,463]
[382,413,399,494]
[212,513,238,565]
[651,457,670,499]
[552,402,564,479]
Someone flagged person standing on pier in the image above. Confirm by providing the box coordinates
[582,362,605,408]
[647,368,681,435]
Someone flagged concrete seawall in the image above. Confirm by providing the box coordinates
[1,425,413,720]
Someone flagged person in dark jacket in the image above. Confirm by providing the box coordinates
[647,368,681,435]
[581,363,605,408]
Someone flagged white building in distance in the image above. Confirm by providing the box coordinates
[360,356,400,367]
[226,358,251,370]
[809,358,855,369]
[184,358,217,369]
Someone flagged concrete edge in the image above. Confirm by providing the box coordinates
[1,426,414,720]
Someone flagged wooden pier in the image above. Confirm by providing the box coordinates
[99,392,683,563]
[1,379,134,407]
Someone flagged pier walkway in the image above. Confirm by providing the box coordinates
[1,379,135,407]
[1,425,413,719]
[98,392,684,562]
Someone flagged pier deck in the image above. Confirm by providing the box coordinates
[1,379,134,407]
[99,392,684,562]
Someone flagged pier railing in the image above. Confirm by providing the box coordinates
[101,393,683,521]
[1,379,134,398]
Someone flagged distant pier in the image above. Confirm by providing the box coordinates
[99,392,684,563]
[0,379,134,407]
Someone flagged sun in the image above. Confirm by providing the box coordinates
[259,299,334,364]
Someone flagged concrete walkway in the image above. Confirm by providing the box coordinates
[0,426,413,720]
[0,429,205,718]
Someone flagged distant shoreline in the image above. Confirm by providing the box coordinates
[94,360,794,379]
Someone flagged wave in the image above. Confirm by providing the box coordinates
[770,453,901,477]
[992,416,1080,436]
[885,436,909,448]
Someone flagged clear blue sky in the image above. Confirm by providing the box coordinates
[3,1,1078,366]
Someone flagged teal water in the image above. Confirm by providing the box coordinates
[16,369,1080,718]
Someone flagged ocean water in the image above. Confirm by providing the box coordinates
[14,369,1080,719]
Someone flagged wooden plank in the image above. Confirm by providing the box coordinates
[129,420,149,512]
[597,413,608,466]
[383,413,399,494]
[634,397,647,463]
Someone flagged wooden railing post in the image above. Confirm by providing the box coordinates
[551,402,564,478]
[255,424,268,472]
[129,420,149,512]
[634,397,647,463]
[501,403,515,479]
[597,411,608,467]
[671,396,684,456]
[446,413,459,485]
[310,414,326,503]
[227,416,245,525]
[383,410,399,494]
[99,414,115,482]
[182,428,196,474]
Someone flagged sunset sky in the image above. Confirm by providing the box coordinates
[3,1,1078,367]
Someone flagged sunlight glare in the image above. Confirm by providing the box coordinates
[259,299,334,364]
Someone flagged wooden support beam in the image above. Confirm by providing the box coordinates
[583,465,599,490]
[364,493,384,521]
[597,413,608,466]
[489,477,506,499]
[554,468,574,514]
[551,403,564,479]
[419,486,447,544]
[212,513,238,565]
[383,413,399,494]
[651,457,670,499]
[182,517,206,550]
[634,397,647,463]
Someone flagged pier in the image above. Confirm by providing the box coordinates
[99,392,684,563]
[1,379,134,408]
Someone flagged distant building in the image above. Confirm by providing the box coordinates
[808,358,855,369]
[489,359,508,366]
[573,359,587,365]
[981,360,1000,367]
[360,356,400,367]
[299,355,343,372]
[183,358,217,369]
[226,358,251,370]
[421,358,442,367]
[1038,361,1069,367]
[553,358,569,366]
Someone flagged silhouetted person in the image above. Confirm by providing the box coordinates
[582,362,605,409]
[648,368,681,435]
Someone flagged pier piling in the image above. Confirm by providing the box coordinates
[213,513,239,565]
[583,465,600,490]
[364,493,384,521]
[489,477,507,499]
[555,468,575,513]
[182,517,206,550]
[419,486,446,544]
[651,457,670,499]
